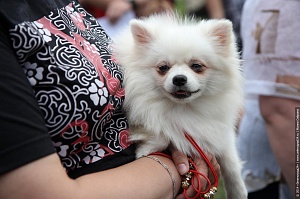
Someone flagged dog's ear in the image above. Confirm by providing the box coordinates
[130,19,152,44]
[206,19,235,57]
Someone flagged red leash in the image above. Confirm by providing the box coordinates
[184,133,219,199]
[150,133,218,199]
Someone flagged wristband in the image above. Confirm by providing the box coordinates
[143,155,176,198]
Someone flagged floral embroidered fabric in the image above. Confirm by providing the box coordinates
[5,1,133,175]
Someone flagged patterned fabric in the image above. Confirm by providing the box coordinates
[9,1,132,174]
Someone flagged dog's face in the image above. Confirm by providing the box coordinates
[124,14,239,104]
[155,58,208,103]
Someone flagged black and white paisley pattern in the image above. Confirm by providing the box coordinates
[9,1,131,173]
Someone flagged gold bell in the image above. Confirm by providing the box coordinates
[204,187,218,199]
[181,180,190,189]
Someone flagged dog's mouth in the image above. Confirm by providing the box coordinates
[171,89,200,99]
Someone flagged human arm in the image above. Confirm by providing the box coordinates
[0,153,182,199]
[0,150,221,199]
[259,96,297,197]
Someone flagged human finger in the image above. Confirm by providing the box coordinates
[171,150,189,175]
[176,153,220,199]
[175,155,209,199]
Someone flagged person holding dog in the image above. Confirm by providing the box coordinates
[0,0,220,199]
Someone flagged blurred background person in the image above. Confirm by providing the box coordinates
[185,0,224,19]
[237,0,299,198]
[185,0,244,51]
[79,0,174,40]
[222,0,244,51]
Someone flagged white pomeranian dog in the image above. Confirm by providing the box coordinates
[114,12,247,199]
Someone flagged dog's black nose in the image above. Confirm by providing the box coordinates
[173,75,187,86]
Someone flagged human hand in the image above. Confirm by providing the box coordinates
[171,150,221,199]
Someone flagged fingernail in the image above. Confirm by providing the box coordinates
[177,164,188,175]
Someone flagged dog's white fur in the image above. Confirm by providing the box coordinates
[114,12,247,199]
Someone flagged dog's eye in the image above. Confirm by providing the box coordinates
[191,63,204,73]
[158,65,170,75]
